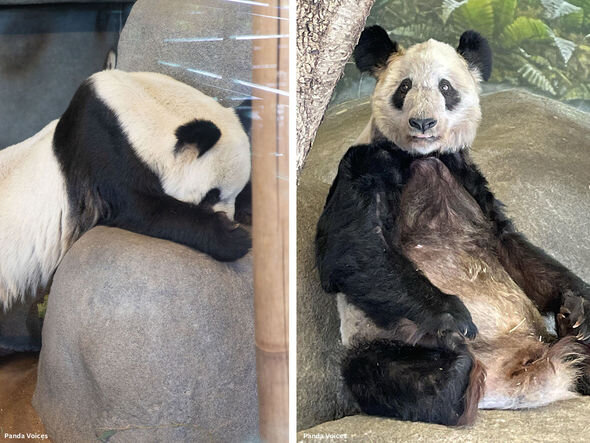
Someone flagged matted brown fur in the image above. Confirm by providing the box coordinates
[398,157,588,409]
[457,359,486,425]
[399,158,547,341]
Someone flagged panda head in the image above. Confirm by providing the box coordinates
[173,116,251,221]
[354,26,492,155]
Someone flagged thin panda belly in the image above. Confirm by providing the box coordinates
[337,158,548,348]
[398,157,547,341]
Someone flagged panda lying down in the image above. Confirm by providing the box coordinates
[316,26,590,425]
[0,70,251,311]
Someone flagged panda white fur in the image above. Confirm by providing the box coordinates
[0,70,251,311]
[355,32,484,153]
[316,26,590,425]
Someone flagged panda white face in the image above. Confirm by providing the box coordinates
[373,40,481,155]
[355,27,492,155]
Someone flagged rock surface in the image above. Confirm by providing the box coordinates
[117,0,253,106]
[33,227,258,442]
[298,400,590,442]
[296,180,359,431]
[297,90,590,434]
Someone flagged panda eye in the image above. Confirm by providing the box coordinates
[439,79,451,93]
[399,79,412,92]
[392,78,413,110]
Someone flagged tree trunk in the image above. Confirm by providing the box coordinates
[296,0,375,177]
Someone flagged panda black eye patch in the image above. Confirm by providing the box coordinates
[200,188,221,207]
[392,78,412,110]
[439,79,460,111]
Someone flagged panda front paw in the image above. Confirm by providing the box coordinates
[206,212,252,262]
[420,295,478,350]
[558,290,590,343]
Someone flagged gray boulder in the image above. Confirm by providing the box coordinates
[297,90,590,435]
[117,0,253,106]
[33,227,258,442]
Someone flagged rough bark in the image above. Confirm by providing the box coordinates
[296,0,375,177]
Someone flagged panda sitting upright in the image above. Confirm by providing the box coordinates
[316,26,590,425]
[0,70,251,311]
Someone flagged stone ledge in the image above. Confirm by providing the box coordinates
[299,399,590,442]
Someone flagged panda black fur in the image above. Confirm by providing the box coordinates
[316,26,590,425]
[0,70,251,311]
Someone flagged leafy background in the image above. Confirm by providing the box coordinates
[329,0,590,111]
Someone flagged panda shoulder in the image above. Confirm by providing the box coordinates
[338,142,401,180]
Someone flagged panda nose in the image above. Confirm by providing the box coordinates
[409,118,437,132]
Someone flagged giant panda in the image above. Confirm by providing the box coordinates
[0,70,251,311]
[316,26,590,426]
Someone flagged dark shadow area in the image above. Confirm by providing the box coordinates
[0,2,134,148]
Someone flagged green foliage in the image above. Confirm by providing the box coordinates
[38,294,48,319]
[568,0,590,31]
[518,61,557,93]
[500,17,551,46]
[493,0,518,32]
[458,0,590,105]
[452,0,496,36]
[332,0,590,109]
[563,82,590,98]
[447,0,587,99]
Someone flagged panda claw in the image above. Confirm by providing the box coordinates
[560,290,590,341]
[419,297,477,351]
[205,212,252,261]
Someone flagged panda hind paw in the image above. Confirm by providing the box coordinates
[560,290,590,343]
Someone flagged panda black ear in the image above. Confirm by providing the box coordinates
[174,119,221,157]
[354,26,399,76]
[457,30,492,81]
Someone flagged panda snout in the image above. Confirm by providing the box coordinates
[409,117,437,133]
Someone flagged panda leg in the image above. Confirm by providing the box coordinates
[495,234,590,338]
[106,192,251,262]
[342,340,485,426]
[476,335,589,409]
[442,155,590,341]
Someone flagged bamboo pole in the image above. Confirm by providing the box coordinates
[251,0,289,441]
